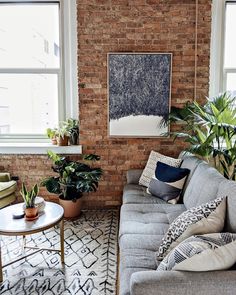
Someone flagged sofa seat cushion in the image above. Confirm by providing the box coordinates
[123,184,167,205]
[0,181,17,199]
[120,234,164,251]
[121,248,158,270]
[119,248,160,295]
[119,204,186,239]
[119,267,149,295]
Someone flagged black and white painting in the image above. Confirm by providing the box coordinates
[108,53,172,137]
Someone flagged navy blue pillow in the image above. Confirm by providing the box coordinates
[148,161,190,203]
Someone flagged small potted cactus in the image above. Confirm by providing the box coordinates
[20,183,39,221]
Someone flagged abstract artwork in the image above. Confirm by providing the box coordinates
[108,53,172,137]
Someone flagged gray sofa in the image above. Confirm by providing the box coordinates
[119,153,236,295]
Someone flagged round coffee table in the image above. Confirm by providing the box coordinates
[0,202,64,282]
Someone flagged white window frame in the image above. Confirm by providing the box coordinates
[0,0,78,143]
[210,0,236,97]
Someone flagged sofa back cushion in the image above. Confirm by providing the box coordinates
[183,162,225,209]
[217,179,236,232]
[179,154,203,197]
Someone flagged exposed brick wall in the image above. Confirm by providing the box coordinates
[0,0,212,208]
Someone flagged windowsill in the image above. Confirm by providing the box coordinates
[0,143,82,155]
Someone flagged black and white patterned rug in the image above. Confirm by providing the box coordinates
[0,210,118,295]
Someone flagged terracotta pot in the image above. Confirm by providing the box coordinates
[57,136,69,146]
[51,137,57,145]
[25,207,38,219]
[59,197,82,218]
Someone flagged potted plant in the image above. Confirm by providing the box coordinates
[41,151,103,218]
[162,92,236,180]
[67,118,79,145]
[20,183,39,220]
[46,128,58,145]
[56,123,70,146]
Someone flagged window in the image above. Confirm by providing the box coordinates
[210,0,236,97]
[0,0,78,142]
[224,2,236,96]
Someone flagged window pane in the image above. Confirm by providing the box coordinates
[0,3,60,69]
[0,74,58,134]
[224,4,236,68]
[226,73,236,98]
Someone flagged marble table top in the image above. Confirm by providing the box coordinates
[0,202,64,235]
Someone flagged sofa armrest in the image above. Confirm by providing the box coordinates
[0,173,11,182]
[131,270,236,295]
[126,169,143,185]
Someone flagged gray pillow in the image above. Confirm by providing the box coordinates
[147,161,190,204]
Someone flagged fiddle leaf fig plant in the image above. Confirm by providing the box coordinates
[163,92,236,180]
[41,151,103,201]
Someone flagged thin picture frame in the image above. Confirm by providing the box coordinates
[107,52,172,138]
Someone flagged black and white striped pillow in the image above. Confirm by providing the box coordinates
[157,233,236,271]
[156,197,226,260]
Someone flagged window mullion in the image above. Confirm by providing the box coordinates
[0,68,60,74]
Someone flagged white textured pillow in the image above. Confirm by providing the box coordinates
[157,232,236,272]
[139,151,182,187]
[156,197,226,260]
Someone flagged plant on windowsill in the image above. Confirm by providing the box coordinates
[46,128,58,145]
[41,150,103,218]
[161,92,236,180]
[20,183,39,220]
[66,118,79,145]
[55,123,70,146]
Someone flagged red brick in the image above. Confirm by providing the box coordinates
[0,1,212,208]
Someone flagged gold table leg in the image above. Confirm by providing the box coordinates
[0,218,65,281]
[60,219,64,264]
[22,235,26,252]
[0,240,2,283]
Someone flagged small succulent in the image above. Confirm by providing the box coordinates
[20,183,39,208]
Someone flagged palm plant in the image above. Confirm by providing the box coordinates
[41,151,103,201]
[164,92,236,180]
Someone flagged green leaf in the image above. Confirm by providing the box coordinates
[42,177,61,194]
[47,150,62,163]
[83,154,100,161]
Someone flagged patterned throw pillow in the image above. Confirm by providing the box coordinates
[156,197,226,261]
[147,162,190,204]
[139,151,182,188]
[157,233,236,271]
